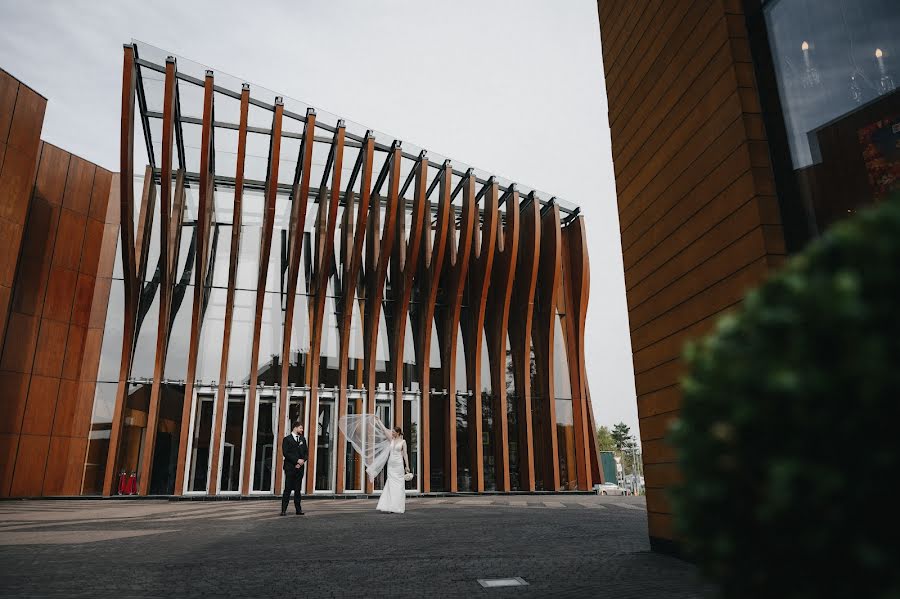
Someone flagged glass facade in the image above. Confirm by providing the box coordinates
[74,40,593,500]
[761,0,900,234]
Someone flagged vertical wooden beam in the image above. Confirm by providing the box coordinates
[485,188,519,492]
[441,171,476,492]
[534,203,562,490]
[508,194,540,491]
[240,98,285,494]
[466,179,499,492]
[360,143,401,494]
[103,45,139,496]
[206,85,249,495]
[561,216,595,489]
[172,71,215,495]
[137,57,177,494]
[417,161,452,493]
[274,109,316,495]
[391,154,428,427]
[335,133,374,494]
[304,123,346,494]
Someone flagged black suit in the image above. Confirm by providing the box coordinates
[281,433,308,514]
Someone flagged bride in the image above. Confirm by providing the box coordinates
[338,414,412,514]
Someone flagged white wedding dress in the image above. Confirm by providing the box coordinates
[337,414,407,514]
[376,439,407,514]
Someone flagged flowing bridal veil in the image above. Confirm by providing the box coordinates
[337,414,392,482]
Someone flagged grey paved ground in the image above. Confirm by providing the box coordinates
[0,495,712,598]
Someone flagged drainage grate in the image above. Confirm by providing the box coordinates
[477,577,529,588]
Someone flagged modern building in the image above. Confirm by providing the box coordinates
[597,0,899,552]
[0,41,601,498]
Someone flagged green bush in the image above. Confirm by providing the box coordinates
[670,196,900,598]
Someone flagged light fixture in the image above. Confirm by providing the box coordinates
[875,48,895,95]
[800,40,821,89]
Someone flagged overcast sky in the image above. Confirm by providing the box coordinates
[0,0,640,441]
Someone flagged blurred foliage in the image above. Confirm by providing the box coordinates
[670,196,900,598]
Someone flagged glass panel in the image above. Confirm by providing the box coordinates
[429,392,448,491]
[288,292,310,385]
[403,397,420,491]
[148,383,185,495]
[482,392,496,492]
[81,382,117,495]
[97,279,124,383]
[346,294,364,388]
[266,193,291,294]
[455,325,467,392]
[220,395,246,492]
[314,397,336,491]
[288,395,308,433]
[505,336,520,491]
[163,284,193,380]
[114,383,150,493]
[373,396,392,491]
[374,302,391,386]
[553,313,572,399]
[141,183,162,283]
[253,398,277,492]
[344,394,365,491]
[764,0,900,232]
[531,396,548,491]
[130,283,159,380]
[195,287,228,382]
[187,394,215,492]
[319,294,340,387]
[257,291,285,385]
[555,398,577,491]
[234,190,264,290]
[209,224,233,289]
[456,393,471,492]
[227,289,257,385]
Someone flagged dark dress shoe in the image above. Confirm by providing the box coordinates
[279,511,286,516]
[296,511,305,516]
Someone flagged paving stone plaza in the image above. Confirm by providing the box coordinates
[0,496,711,598]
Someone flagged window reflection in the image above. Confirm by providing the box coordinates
[195,287,227,382]
[553,313,572,399]
[220,395,246,492]
[315,396,337,491]
[764,0,900,232]
[81,382,118,495]
[234,190,264,291]
[130,283,159,380]
[257,291,285,386]
[188,394,214,492]
[555,398,576,491]
[97,279,124,383]
[253,397,277,492]
[227,289,257,385]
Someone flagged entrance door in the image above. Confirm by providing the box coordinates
[402,393,421,492]
[251,391,278,493]
[314,393,337,492]
[343,391,366,492]
[218,392,248,493]
[373,392,393,491]
[185,389,216,494]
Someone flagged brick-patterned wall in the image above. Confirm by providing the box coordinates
[0,136,117,497]
[597,0,786,547]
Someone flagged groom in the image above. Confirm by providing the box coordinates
[281,421,308,516]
